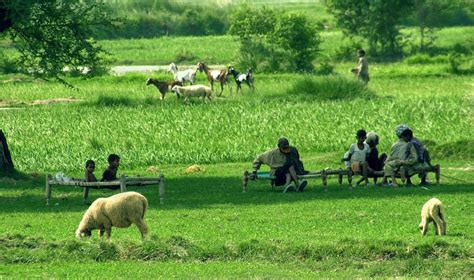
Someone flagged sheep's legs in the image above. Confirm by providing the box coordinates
[135,220,149,240]
[433,221,440,235]
[433,213,446,235]
[105,227,112,239]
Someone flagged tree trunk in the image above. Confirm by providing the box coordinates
[0,130,14,172]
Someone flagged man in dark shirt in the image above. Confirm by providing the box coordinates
[253,138,308,192]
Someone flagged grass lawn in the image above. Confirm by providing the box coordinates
[0,160,473,278]
[0,25,473,278]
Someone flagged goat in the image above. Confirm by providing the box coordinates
[167,63,197,85]
[197,62,232,96]
[227,66,254,93]
[146,78,183,100]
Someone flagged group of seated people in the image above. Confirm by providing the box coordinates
[344,124,433,187]
[83,153,121,203]
[84,153,121,183]
[252,124,433,192]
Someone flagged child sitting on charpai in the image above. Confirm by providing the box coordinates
[82,159,98,204]
[365,131,387,184]
[343,129,370,186]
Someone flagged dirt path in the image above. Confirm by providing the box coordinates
[110,65,225,75]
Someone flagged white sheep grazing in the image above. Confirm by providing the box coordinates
[419,198,447,236]
[171,85,212,103]
[76,191,149,239]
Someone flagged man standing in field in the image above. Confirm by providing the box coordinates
[351,49,369,85]
[252,137,308,192]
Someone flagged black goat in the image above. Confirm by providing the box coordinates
[227,66,254,93]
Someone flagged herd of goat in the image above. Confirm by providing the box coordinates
[146,62,255,102]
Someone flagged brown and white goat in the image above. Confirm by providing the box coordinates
[197,62,231,96]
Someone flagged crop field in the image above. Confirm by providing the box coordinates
[1,25,473,278]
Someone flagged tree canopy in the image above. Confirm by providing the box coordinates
[0,0,114,83]
[326,0,413,56]
[229,6,320,73]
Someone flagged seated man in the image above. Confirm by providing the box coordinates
[384,125,416,186]
[252,137,308,192]
[384,125,431,186]
[403,129,432,185]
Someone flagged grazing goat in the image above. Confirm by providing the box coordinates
[419,198,447,236]
[171,85,212,103]
[197,62,231,96]
[146,78,183,100]
[76,191,149,240]
[228,66,254,93]
[167,63,197,85]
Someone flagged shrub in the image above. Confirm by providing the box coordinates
[95,96,135,107]
[175,49,197,64]
[0,52,19,74]
[447,52,462,74]
[288,75,374,100]
[405,54,448,64]
[332,39,364,61]
[315,62,334,75]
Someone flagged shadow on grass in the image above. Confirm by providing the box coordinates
[1,173,473,213]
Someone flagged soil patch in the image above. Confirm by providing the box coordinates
[30,97,83,105]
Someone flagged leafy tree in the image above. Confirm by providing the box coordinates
[0,0,114,83]
[326,0,413,56]
[228,5,277,71]
[229,6,320,73]
[410,0,453,51]
[272,13,320,72]
[228,5,276,40]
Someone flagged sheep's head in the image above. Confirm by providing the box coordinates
[418,222,425,233]
[76,228,92,238]
[171,85,181,98]
[145,78,152,86]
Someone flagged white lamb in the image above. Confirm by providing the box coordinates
[419,198,447,236]
[167,63,196,85]
[76,191,149,239]
[171,85,213,103]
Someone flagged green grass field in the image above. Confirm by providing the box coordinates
[1,23,473,278]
